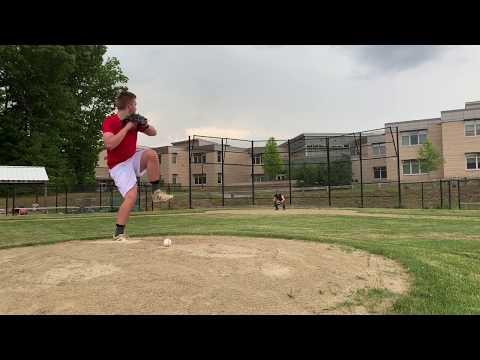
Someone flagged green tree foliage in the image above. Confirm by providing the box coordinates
[0,45,128,187]
[263,137,284,180]
[293,157,352,186]
[418,140,443,173]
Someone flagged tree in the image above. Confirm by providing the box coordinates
[293,163,320,186]
[263,137,284,180]
[292,158,352,187]
[418,140,443,173]
[0,45,128,187]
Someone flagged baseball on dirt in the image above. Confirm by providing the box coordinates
[163,238,172,247]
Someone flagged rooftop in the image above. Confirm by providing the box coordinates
[0,166,49,183]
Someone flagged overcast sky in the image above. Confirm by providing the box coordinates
[106,45,480,147]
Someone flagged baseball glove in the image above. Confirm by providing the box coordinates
[125,113,149,131]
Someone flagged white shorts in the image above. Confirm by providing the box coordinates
[109,149,147,198]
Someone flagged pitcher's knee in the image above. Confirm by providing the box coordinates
[147,149,158,161]
[124,186,138,203]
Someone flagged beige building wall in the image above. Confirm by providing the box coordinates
[157,147,190,186]
[385,119,443,182]
[95,149,110,180]
[351,134,388,183]
[223,148,251,186]
[352,158,389,183]
[441,121,480,179]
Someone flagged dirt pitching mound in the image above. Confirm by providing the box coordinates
[0,236,409,314]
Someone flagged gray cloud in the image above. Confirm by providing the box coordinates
[106,45,480,148]
[347,45,450,73]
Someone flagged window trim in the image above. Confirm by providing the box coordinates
[193,153,206,164]
[465,153,480,171]
[402,159,428,176]
[464,120,480,137]
[401,131,428,146]
[253,153,263,165]
[373,166,387,180]
[372,143,387,156]
[193,173,207,185]
[255,174,265,182]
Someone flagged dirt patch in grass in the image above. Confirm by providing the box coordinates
[0,235,410,314]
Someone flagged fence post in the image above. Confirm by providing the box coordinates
[99,183,102,210]
[110,182,114,212]
[167,183,171,210]
[12,184,15,216]
[188,136,192,209]
[359,132,364,208]
[145,183,148,211]
[44,183,48,213]
[448,180,452,209]
[221,138,225,207]
[5,186,8,216]
[65,186,68,214]
[137,180,141,211]
[251,140,255,206]
[457,179,461,209]
[440,180,443,209]
[396,127,402,208]
[326,137,331,207]
[55,185,58,213]
[421,182,424,209]
[288,139,292,206]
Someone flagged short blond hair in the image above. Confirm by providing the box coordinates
[115,91,136,110]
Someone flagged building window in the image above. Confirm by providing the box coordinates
[158,154,161,164]
[217,151,222,162]
[255,175,265,182]
[465,120,480,136]
[373,167,387,179]
[372,143,386,156]
[466,153,480,170]
[401,131,427,146]
[194,174,207,185]
[217,172,222,184]
[172,174,178,184]
[253,153,263,165]
[172,154,177,164]
[372,143,385,156]
[276,174,286,181]
[402,159,425,175]
[193,153,206,164]
[306,144,323,152]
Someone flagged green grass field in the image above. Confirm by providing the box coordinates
[2,207,480,314]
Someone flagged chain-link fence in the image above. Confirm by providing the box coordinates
[0,180,176,216]
[184,129,480,210]
[3,126,480,215]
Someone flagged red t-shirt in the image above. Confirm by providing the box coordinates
[102,114,138,169]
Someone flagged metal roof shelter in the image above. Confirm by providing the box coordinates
[0,166,49,216]
[0,166,49,183]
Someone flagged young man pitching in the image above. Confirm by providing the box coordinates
[102,91,172,241]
